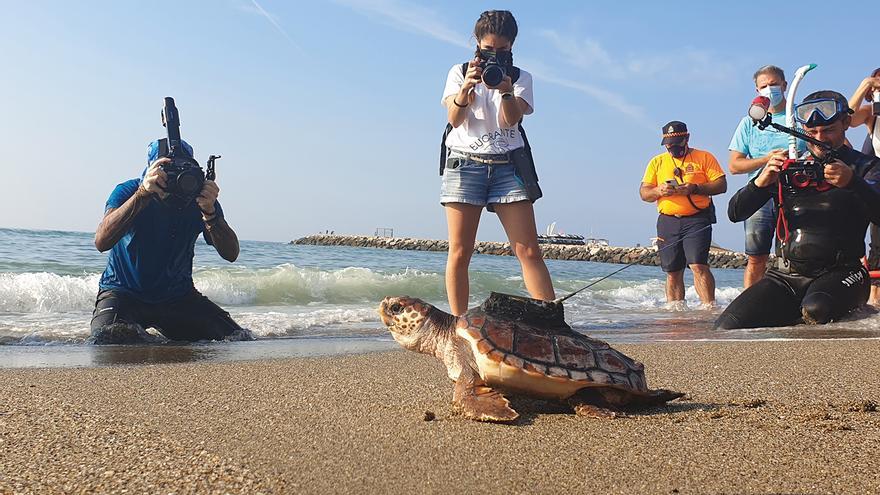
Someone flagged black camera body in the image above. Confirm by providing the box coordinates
[160,97,205,209]
[478,50,511,88]
[872,90,880,116]
[780,158,829,193]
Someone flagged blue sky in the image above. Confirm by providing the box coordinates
[0,0,873,250]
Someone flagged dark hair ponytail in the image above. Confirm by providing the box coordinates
[473,10,518,47]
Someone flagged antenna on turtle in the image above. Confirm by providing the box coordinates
[554,224,713,304]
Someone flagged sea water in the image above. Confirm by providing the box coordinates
[1,228,878,366]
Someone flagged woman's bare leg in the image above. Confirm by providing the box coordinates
[494,201,555,301]
[445,204,483,315]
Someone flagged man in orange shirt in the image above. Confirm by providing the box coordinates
[640,121,728,307]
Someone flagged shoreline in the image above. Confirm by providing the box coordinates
[291,234,751,269]
[2,340,878,494]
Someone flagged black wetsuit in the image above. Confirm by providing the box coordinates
[715,146,880,329]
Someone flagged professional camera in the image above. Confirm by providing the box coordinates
[872,90,880,116]
[160,97,206,209]
[780,158,829,193]
[478,49,512,87]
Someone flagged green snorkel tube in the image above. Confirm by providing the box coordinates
[785,64,818,159]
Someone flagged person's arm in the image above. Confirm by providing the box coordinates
[94,160,168,252]
[849,76,880,128]
[684,176,727,196]
[825,157,880,225]
[196,180,239,262]
[494,76,528,128]
[729,150,774,175]
[640,182,677,202]
[728,180,772,223]
[445,60,481,128]
[727,154,783,222]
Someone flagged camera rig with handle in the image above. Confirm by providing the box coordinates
[159,97,220,209]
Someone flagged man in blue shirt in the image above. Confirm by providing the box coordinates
[728,65,807,288]
[90,140,250,344]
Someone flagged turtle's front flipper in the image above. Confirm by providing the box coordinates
[452,365,518,423]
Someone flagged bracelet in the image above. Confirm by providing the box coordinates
[501,92,514,100]
[452,97,468,108]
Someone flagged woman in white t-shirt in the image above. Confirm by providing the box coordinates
[849,68,880,157]
[440,10,554,315]
[849,68,880,305]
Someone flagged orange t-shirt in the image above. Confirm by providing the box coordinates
[641,148,725,216]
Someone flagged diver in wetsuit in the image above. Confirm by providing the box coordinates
[715,91,880,329]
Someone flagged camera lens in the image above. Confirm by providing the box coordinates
[482,65,505,87]
[177,171,201,194]
[791,172,810,188]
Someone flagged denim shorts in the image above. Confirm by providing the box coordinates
[744,199,776,256]
[440,155,530,212]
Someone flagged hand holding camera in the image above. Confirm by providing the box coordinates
[823,159,853,188]
[196,180,219,216]
[142,159,170,199]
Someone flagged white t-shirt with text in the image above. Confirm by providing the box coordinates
[441,63,534,155]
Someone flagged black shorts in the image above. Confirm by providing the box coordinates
[715,265,870,329]
[90,289,245,343]
[656,212,712,272]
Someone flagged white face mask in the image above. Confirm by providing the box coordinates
[759,85,785,107]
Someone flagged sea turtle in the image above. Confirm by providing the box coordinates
[378,292,683,422]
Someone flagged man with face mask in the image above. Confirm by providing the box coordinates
[728,65,807,289]
[716,91,880,329]
[640,121,728,308]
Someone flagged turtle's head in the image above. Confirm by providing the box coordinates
[378,296,449,351]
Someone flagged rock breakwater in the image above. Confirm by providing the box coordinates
[291,235,750,269]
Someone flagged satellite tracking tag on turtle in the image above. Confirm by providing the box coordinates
[378,293,683,423]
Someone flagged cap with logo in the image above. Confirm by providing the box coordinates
[661,121,689,145]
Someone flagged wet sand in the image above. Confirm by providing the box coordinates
[1,340,879,494]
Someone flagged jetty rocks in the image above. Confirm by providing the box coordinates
[291,234,751,269]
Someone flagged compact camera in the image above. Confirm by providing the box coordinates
[780,158,829,192]
[872,90,880,117]
[478,49,512,88]
[160,97,208,209]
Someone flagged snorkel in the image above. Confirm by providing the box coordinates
[785,64,817,159]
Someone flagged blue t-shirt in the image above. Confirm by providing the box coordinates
[98,138,213,302]
[729,113,807,180]
[98,179,221,303]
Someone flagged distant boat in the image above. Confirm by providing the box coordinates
[537,223,596,246]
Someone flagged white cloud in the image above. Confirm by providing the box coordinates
[539,29,737,86]
[333,0,471,49]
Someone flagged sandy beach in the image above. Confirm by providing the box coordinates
[1,340,879,494]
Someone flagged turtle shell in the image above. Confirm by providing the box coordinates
[455,293,648,400]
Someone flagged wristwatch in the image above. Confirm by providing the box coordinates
[501,92,514,100]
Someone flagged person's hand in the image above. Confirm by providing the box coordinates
[754,150,786,188]
[679,183,698,195]
[142,159,169,199]
[862,76,880,93]
[493,75,514,93]
[824,160,853,188]
[658,182,677,197]
[197,180,219,215]
[461,59,482,93]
